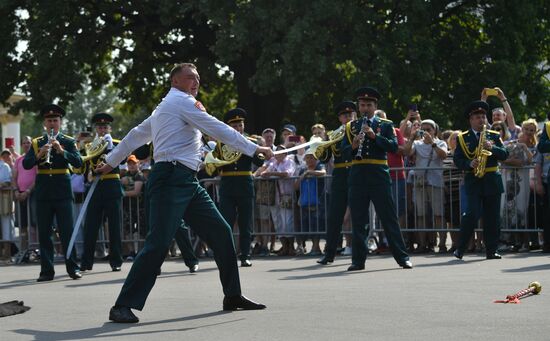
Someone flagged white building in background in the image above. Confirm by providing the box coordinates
[0,93,24,155]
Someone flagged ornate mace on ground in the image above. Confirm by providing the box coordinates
[494,282,542,304]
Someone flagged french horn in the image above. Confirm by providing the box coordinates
[308,125,346,159]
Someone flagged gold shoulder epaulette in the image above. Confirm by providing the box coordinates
[379,117,393,123]
[459,130,469,136]
[112,138,121,143]
[487,129,500,135]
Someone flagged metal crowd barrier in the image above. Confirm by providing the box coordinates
[3,164,545,261]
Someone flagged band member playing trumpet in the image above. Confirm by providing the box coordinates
[316,101,355,265]
[453,100,508,260]
[342,87,412,271]
[23,104,83,281]
[79,113,124,272]
[216,108,264,267]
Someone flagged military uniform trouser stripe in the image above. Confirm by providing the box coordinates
[115,162,241,310]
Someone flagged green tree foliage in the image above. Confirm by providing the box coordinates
[1,1,548,138]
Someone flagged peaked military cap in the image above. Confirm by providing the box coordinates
[40,104,65,118]
[224,108,247,124]
[354,87,381,102]
[464,100,489,119]
[92,112,114,125]
[334,101,357,115]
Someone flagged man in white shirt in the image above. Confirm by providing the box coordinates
[97,63,273,323]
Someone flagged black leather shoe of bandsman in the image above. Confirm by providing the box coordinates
[486,253,502,260]
[400,260,413,269]
[453,250,463,260]
[241,259,252,267]
[347,264,365,271]
[316,256,334,265]
[111,266,121,272]
[109,306,139,323]
[223,295,266,311]
[189,264,199,273]
[69,271,82,280]
[37,274,54,282]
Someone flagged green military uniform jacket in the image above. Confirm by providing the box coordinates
[537,122,550,154]
[215,141,264,197]
[453,129,509,196]
[23,133,83,200]
[319,126,352,185]
[341,115,397,186]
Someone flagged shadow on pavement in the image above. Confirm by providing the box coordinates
[12,311,239,340]
[501,263,550,273]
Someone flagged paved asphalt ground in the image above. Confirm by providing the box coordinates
[1,252,549,341]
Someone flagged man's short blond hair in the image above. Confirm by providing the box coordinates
[169,63,197,80]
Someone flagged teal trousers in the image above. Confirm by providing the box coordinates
[349,184,409,265]
[36,199,80,276]
[81,183,123,269]
[457,193,501,255]
[219,194,254,261]
[115,162,241,310]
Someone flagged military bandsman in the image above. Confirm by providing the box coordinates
[80,113,124,272]
[342,87,412,271]
[317,101,355,265]
[23,104,83,281]
[453,100,508,260]
[217,108,264,267]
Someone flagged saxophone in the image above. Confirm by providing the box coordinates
[473,124,492,178]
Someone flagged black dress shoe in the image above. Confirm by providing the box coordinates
[189,264,199,273]
[316,256,334,265]
[241,259,252,267]
[111,266,121,272]
[80,265,92,272]
[223,295,266,311]
[347,263,365,271]
[400,260,413,269]
[453,250,463,260]
[109,305,139,323]
[69,271,82,280]
[37,274,54,282]
[486,253,502,260]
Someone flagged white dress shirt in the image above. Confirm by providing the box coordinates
[0,160,11,183]
[106,88,257,171]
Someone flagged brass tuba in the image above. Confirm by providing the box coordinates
[81,135,109,163]
[473,124,492,178]
[308,125,346,159]
[203,135,262,176]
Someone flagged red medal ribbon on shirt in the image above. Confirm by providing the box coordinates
[195,101,206,112]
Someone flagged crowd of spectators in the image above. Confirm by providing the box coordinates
[2,86,550,264]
